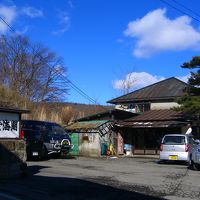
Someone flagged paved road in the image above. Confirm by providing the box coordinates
[0,157,200,200]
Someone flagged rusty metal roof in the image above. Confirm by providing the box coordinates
[117,120,187,128]
[75,109,137,122]
[107,77,187,104]
[115,109,187,128]
[65,120,109,131]
[125,109,182,122]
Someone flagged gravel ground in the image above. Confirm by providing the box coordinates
[0,156,200,200]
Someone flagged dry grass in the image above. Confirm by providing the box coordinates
[0,85,111,125]
[22,102,110,125]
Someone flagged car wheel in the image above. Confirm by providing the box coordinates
[194,163,200,171]
[188,159,194,170]
[52,152,61,159]
[40,145,48,160]
[158,159,165,164]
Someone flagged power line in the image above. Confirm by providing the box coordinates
[0,15,16,33]
[59,75,98,104]
[159,0,200,23]
[65,78,95,102]
[66,80,110,110]
[66,79,98,104]
[171,0,200,19]
[0,13,108,109]
[59,73,109,110]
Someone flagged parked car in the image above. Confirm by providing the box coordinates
[159,134,194,163]
[21,120,73,160]
[189,141,200,170]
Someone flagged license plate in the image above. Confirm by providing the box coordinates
[32,152,38,156]
[169,155,178,160]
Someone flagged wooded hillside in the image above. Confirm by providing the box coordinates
[22,102,113,125]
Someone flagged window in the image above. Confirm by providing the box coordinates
[136,103,150,113]
[51,125,66,135]
[163,136,185,145]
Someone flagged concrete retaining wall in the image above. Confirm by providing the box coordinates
[0,139,27,179]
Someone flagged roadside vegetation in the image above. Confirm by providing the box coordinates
[22,102,109,125]
[0,34,110,124]
[175,56,200,134]
[0,34,68,103]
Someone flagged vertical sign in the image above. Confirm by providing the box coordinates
[0,112,20,138]
[117,132,124,154]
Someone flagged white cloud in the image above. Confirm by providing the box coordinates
[113,72,190,92]
[0,5,16,33]
[176,75,189,83]
[124,9,200,58]
[21,6,43,18]
[52,11,70,36]
[16,26,29,34]
[0,4,43,34]
[113,72,165,91]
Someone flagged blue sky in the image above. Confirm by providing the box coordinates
[0,0,200,104]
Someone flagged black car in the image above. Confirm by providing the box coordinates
[21,120,72,160]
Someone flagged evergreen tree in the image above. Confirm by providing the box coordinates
[178,56,200,120]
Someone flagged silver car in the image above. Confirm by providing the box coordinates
[189,143,200,170]
[159,134,194,163]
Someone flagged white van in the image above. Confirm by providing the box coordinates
[159,134,194,163]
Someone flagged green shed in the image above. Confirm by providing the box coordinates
[66,120,111,157]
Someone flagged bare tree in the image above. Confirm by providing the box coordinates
[0,34,69,102]
[121,72,136,94]
[114,66,137,95]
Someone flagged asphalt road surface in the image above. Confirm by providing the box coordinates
[0,156,200,200]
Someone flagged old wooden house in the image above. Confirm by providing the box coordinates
[107,77,191,155]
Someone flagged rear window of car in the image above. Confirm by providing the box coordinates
[24,130,41,140]
[22,121,67,135]
[163,136,186,145]
[22,121,46,131]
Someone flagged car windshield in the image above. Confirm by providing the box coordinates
[163,136,185,145]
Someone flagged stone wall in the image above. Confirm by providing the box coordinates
[0,139,27,179]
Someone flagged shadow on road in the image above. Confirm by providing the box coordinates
[0,165,163,200]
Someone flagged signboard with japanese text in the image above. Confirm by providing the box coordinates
[0,112,20,138]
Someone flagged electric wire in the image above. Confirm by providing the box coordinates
[0,13,108,108]
[159,0,200,23]
[0,15,16,33]
[58,73,109,110]
[171,0,200,19]
[3,0,199,108]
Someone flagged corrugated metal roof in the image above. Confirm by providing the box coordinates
[107,77,187,104]
[65,120,109,131]
[125,109,182,122]
[75,109,137,122]
[115,109,187,128]
[117,120,187,128]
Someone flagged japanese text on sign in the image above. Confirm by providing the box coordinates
[0,120,18,131]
